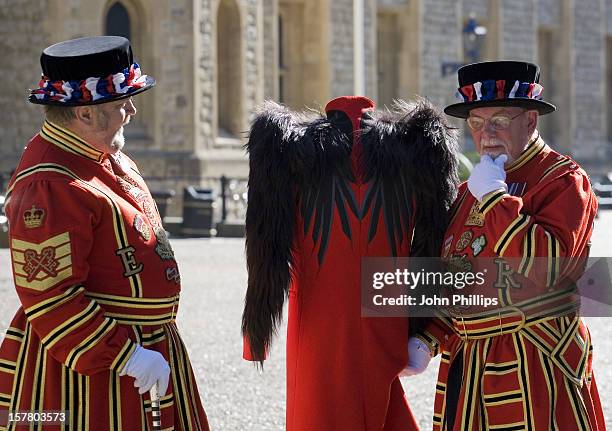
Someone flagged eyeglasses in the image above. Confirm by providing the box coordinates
[466,111,525,131]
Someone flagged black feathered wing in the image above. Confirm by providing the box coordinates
[360,99,459,258]
[242,102,354,363]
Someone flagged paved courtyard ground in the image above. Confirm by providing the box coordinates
[0,211,611,430]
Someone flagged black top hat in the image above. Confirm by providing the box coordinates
[29,36,155,106]
[444,61,556,119]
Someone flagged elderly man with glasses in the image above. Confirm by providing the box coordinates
[405,61,606,430]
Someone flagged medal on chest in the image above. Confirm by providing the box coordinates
[133,214,151,241]
[455,230,473,252]
[470,234,487,256]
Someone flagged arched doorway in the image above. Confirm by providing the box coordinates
[105,2,131,40]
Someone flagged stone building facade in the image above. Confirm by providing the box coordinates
[1,0,611,204]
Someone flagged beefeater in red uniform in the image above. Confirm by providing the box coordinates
[241,96,459,430]
[0,36,209,430]
[409,61,606,430]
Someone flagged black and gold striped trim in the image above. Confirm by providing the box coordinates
[7,324,32,431]
[41,120,103,162]
[483,361,518,375]
[109,372,122,431]
[514,333,535,431]
[483,390,523,405]
[539,158,573,183]
[4,327,24,342]
[544,230,560,289]
[104,312,175,326]
[479,190,507,216]
[506,137,546,174]
[489,423,526,431]
[0,359,16,374]
[142,328,167,346]
[85,292,179,307]
[30,343,47,431]
[518,225,537,276]
[459,342,480,430]
[167,326,191,430]
[564,378,591,431]
[538,349,558,431]
[479,338,492,428]
[494,214,532,256]
[24,285,84,320]
[110,339,137,373]
[66,318,117,370]
[42,300,100,349]
[172,326,205,431]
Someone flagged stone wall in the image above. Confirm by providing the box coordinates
[500,0,536,61]
[0,0,53,174]
[155,0,194,153]
[195,0,215,148]
[262,0,278,99]
[330,0,354,97]
[420,0,462,109]
[377,0,407,8]
[572,0,606,160]
[244,0,261,128]
[364,0,378,100]
[538,0,561,27]
[462,0,489,18]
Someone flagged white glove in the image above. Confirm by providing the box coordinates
[467,154,508,201]
[401,337,432,376]
[120,345,170,396]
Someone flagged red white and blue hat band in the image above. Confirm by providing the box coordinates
[30,63,149,104]
[458,79,544,103]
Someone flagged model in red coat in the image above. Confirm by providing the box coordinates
[241,96,458,430]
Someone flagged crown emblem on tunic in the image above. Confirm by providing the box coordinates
[23,205,45,229]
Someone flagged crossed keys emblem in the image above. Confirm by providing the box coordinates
[23,247,60,282]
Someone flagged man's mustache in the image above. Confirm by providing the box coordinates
[480,138,506,150]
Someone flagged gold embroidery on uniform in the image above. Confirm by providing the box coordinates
[465,201,484,227]
[154,227,175,261]
[11,232,73,291]
[23,205,45,228]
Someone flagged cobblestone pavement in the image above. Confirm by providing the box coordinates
[1,211,611,430]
